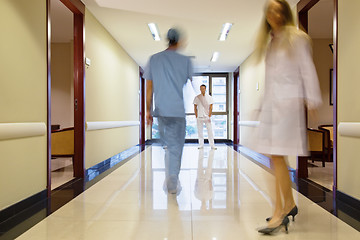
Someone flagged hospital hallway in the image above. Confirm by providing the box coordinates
[2,0,360,239]
[8,144,360,240]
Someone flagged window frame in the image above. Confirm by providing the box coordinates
[151,73,229,140]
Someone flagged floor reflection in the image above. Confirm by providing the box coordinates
[14,144,360,240]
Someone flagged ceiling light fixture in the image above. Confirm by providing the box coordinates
[219,23,233,41]
[148,23,161,41]
[211,52,220,62]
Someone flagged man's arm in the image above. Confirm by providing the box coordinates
[146,80,153,126]
[194,104,198,118]
[209,104,213,118]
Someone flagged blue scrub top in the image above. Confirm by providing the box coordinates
[144,49,193,118]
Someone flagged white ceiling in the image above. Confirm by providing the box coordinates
[51,0,332,73]
[79,0,297,72]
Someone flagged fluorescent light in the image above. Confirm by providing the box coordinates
[148,23,161,41]
[211,52,220,62]
[219,23,232,41]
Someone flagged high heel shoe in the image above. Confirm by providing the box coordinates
[266,205,298,222]
[258,216,290,235]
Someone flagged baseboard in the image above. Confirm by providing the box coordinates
[85,145,145,182]
[146,139,233,144]
[0,190,47,229]
[230,143,298,182]
[336,190,360,211]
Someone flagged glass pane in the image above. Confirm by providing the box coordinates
[212,85,226,94]
[183,76,209,114]
[153,115,227,139]
[212,115,227,139]
[185,115,227,139]
[212,77,226,86]
[152,117,160,139]
[211,77,227,112]
[185,115,198,139]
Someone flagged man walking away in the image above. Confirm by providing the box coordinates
[145,28,193,194]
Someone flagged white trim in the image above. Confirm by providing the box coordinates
[0,122,46,141]
[86,121,140,131]
[338,122,360,138]
[239,121,260,127]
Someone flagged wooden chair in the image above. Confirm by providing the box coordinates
[51,127,74,161]
[307,128,326,167]
[318,124,333,163]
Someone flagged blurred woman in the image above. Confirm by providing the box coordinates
[255,0,322,235]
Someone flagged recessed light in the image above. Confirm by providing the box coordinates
[211,52,220,62]
[219,23,233,41]
[148,23,161,41]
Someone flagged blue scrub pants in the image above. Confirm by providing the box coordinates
[157,117,186,191]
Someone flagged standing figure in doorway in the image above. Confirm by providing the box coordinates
[145,28,193,194]
[194,84,216,149]
[255,0,322,234]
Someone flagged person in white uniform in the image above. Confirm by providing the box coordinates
[255,0,322,235]
[193,84,216,149]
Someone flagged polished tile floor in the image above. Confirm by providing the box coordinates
[308,161,334,190]
[51,157,74,190]
[17,145,360,239]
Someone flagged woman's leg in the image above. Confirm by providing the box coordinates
[271,176,283,219]
[268,155,295,225]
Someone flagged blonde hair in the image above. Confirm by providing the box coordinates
[255,0,303,61]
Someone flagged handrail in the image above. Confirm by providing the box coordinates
[86,121,140,131]
[338,122,360,138]
[0,122,46,141]
[239,121,260,127]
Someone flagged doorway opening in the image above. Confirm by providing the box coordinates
[306,0,334,191]
[49,0,75,190]
[298,0,336,191]
[47,0,85,193]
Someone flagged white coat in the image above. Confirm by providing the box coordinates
[255,29,322,156]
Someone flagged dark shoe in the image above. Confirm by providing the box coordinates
[258,216,289,235]
[266,206,298,222]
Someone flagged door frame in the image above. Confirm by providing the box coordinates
[47,0,85,195]
[139,67,146,145]
[297,0,338,192]
[233,67,240,145]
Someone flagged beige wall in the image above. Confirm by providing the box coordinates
[337,0,360,200]
[239,54,265,149]
[84,10,140,169]
[0,0,47,210]
[51,42,74,128]
[308,39,334,128]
